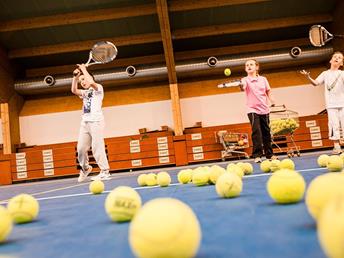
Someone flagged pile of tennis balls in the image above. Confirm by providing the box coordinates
[270,118,299,135]
[136,172,171,187]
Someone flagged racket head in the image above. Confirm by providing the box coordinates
[309,25,333,47]
[90,41,118,64]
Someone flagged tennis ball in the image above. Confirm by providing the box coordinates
[89,180,104,194]
[327,155,343,172]
[192,167,209,186]
[279,158,295,170]
[215,172,243,198]
[305,173,344,220]
[270,160,281,172]
[129,198,201,258]
[157,171,171,187]
[177,169,193,184]
[317,196,344,258]
[340,152,344,162]
[7,194,40,224]
[224,68,231,76]
[145,173,157,186]
[0,206,12,243]
[267,169,305,204]
[209,165,226,184]
[317,154,330,167]
[243,163,254,175]
[137,174,147,186]
[227,164,244,179]
[260,160,271,173]
[226,163,236,170]
[105,186,142,222]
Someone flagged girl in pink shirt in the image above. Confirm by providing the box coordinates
[240,59,277,163]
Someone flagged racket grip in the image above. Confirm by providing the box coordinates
[217,80,241,88]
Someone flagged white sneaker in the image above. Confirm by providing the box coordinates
[254,157,262,163]
[77,165,92,183]
[91,171,111,181]
[332,147,342,155]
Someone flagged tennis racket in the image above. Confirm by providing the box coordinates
[309,25,344,47]
[217,80,242,88]
[73,41,118,76]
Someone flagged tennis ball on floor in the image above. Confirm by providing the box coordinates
[129,198,201,258]
[340,152,344,161]
[317,154,330,167]
[224,68,231,76]
[305,173,344,220]
[145,173,157,186]
[192,167,209,186]
[226,163,236,170]
[7,194,40,224]
[209,165,226,184]
[177,169,193,184]
[89,180,104,194]
[267,169,305,204]
[270,160,281,172]
[242,163,254,175]
[260,160,271,173]
[227,164,244,179]
[215,172,243,198]
[0,206,13,243]
[317,196,344,258]
[137,174,147,186]
[105,186,142,222]
[327,155,343,172]
[279,158,295,170]
[157,171,171,187]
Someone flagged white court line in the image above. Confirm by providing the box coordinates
[0,167,326,205]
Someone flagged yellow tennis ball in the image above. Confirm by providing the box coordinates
[137,174,147,186]
[177,169,193,184]
[242,163,254,175]
[270,160,281,172]
[215,172,243,198]
[327,155,343,172]
[145,173,157,186]
[318,154,330,167]
[157,171,171,187]
[279,158,295,170]
[192,167,209,186]
[209,165,226,184]
[89,180,104,194]
[105,186,142,222]
[317,196,344,258]
[260,160,271,173]
[7,194,40,224]
[226,163,236,170]
[267,169,305,204]
[224,68,231,76]
[129,198,201,258]
[227,164,244,179]
[0,206,13,243]
[305,173,344,220]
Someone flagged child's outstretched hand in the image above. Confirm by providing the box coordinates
[300,70,310,76]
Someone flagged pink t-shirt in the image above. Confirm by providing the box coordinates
[242,75,271,115]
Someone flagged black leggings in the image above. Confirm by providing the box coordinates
[247,113,273,159]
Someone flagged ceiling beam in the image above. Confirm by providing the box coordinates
[173,14,333,39]
[169,0,270,11]
[9,33,161,59]
[0,1,269,33]
[156,0,177,84]
[25,37,310,78]
[0,4,156,32]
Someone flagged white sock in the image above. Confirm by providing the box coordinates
[334,142,341,149]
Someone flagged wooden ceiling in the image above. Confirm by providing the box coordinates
[0,0,342,84]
